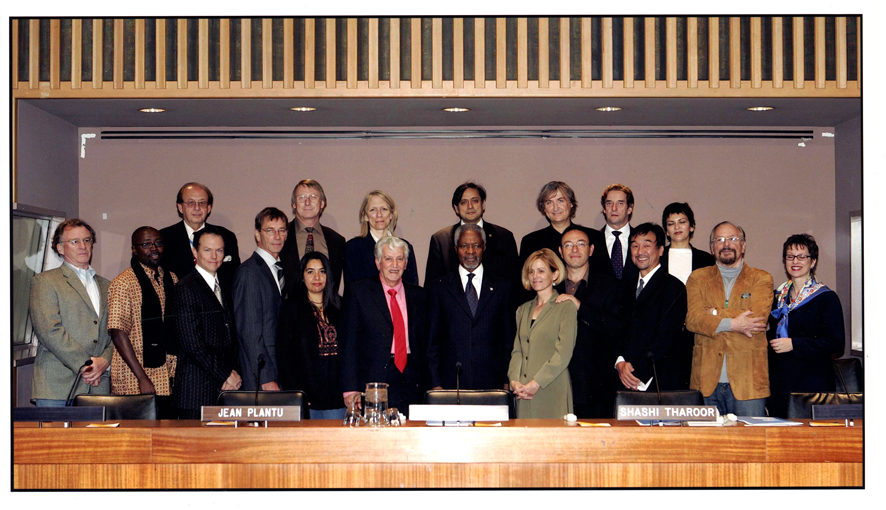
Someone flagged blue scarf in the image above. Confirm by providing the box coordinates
[770,277,831,339]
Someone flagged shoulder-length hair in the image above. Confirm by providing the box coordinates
[297,251,340,309]
[358,190,399,237]
[520,248,566,290]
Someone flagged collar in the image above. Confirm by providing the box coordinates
[460,218,484,229]
[183,221,205,240]
[195,264,218,290]
[295,218,320,234]
[566,265,590,286]
[254,246,280,268]
[716,260,744,277]
[65,261,96,280]
[379,273,405,295]
[604,223,630,238]
[638,263,661,287]
[458,263,484,283]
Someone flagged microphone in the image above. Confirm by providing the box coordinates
[65,359,94,406]
[647,352,662,405]
[455,362,462,405]
[834,361,856,403]
[254,354,265,406]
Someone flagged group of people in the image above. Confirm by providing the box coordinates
[28,179,847,420]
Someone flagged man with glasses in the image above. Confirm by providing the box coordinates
[107,227,178,412]
[29,219,113,406]
[280,179,346,298]
[233,207,289,391]
[685,221,773,416]
[160,182,241,290]
[554,226,622,418]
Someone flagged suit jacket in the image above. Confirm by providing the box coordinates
[169,269,240,419]
[425,221,519,284]
[29,265,113,400]
[685,263,773,400]
[344,234,419,286]
[554,270,622,417]
[766,288,845,417]
[661,244,716,275]
[339,277,427,395]
[617,267,688,391]
[588,226,639,281]
[426,269,514,390]
[159,221,241,289]
[280,220,346,298]
[276,297,342,410]
[507,292,577,418]
[233,251,283,390]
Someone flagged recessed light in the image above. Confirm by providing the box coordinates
[443,107,470,113]
[290,107,317,112]
[139,108,165,113]
[595,106,622,112]
[747,106,774,112]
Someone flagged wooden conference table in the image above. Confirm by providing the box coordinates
[13,419,862,489]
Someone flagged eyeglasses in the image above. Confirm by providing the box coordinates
[563,241,589,249]
[261,228,289,237]
[711,236,743,244]
[134,241,164,249]
[296,194,320,203]
[182,200,209,209]
[784,254,811,261]
[61,237,93,247]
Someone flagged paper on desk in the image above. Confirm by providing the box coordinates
[636,377,653,392]
[86,422,120,428]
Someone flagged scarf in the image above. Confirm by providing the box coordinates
[770,277,831,339]
[131,256,175,368]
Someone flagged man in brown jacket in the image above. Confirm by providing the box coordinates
[685,221,773,416]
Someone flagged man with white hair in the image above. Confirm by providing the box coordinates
[340,236,427,414]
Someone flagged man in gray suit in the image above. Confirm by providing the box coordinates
[233,207,289,391]
[29,218,113,406]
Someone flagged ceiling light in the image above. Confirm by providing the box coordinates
[595,107,622,112]
[747,106,774,112]
[443,107,470,113]
[139,108,165,113]
[290,107,316,112]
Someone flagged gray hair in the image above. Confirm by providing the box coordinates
[374,236,411,261]
[453,223,486,247]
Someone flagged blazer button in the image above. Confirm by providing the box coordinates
[93,340,98,343]
[525,356,528,360]
[93,320,98,324]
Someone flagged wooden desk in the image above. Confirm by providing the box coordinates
[13,419,862,488]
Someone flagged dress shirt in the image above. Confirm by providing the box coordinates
[603,224,630,266]
[195,264,218,292]
[254,247,284,294]
[294,219,329,258]
[564,266,590,296]
[379,275,410,354]
[65,262,101,315]
[458,263,484,298]
[183,221,204,246]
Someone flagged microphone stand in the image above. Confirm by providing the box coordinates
[254,354,265,406]
[455,362,462,405]
[647,352,662,405]
[65,359,94,406]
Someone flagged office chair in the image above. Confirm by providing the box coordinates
[73,394,158,420]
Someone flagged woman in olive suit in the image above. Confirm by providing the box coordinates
[508,248,577,419]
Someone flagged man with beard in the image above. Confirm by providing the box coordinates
[108,227,179,401]
[426,223,513,390]
[685,222,773,416]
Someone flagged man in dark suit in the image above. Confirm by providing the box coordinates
[340,236,427,415]
[233,207,288,391]
[279,179,346,298]
[554,226,623,418]
[29,219,113,406]
[425,181,518,284]
[426,224,513,390]
[160,182,241,289]
[614,223,688,392]
[590,183,638,282]
[169,226,242,419]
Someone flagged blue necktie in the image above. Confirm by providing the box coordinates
[611,231,624,280]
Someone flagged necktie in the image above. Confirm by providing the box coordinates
[611,231,624,280]
[214,278,224,307]
[305,227,315,253]
[274,261,285,293]
[388,289,407,373]
[465,273,479,317]
[636,278,644,298]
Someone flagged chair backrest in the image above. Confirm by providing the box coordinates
[424,389,515,418]
[613,390,704,416]
[217,390,309,419]
[833,358,863,392]
[786,392,864,419]
[72,394,158,420]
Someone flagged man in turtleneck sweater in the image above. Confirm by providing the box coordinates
[685,222,773,416]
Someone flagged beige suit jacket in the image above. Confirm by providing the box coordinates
[685,263,773,400]
[29,264,113,400]
[508,291,577,418]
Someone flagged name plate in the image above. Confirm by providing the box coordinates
[201,406,302,422]
[617,405,717,421]
[408,404,510,422]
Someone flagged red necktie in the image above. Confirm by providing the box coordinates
[388,289,407,372]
